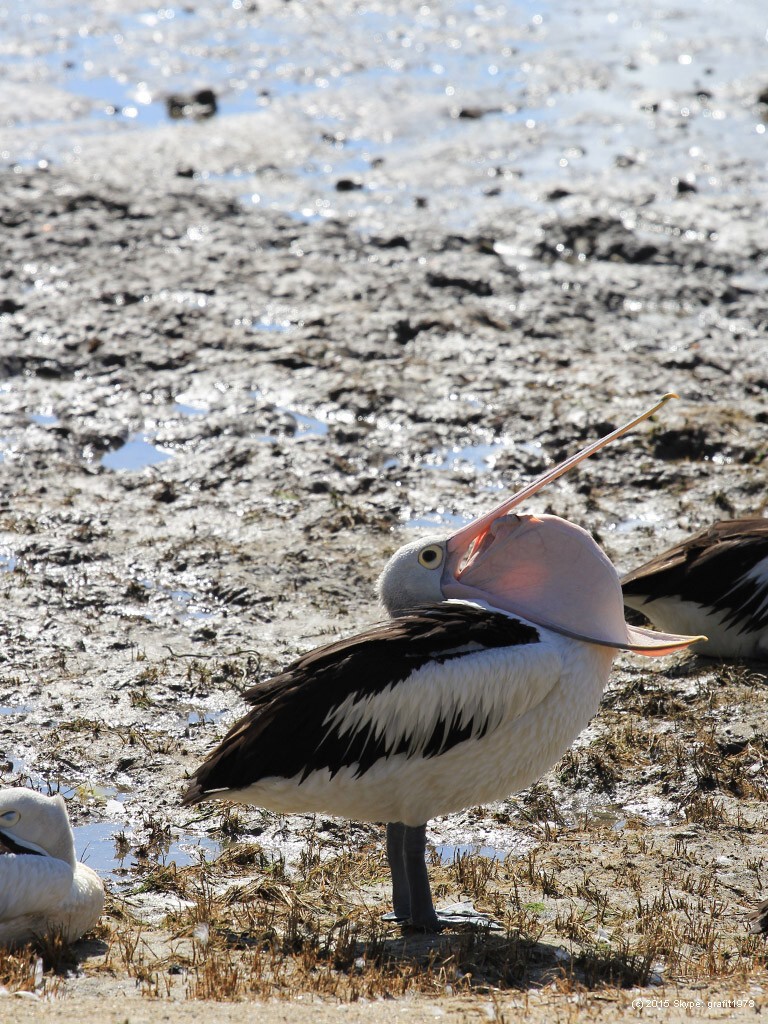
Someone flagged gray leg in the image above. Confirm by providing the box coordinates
[382,821,439,929]
[384,821,411,921]
[402,823,440,931]
[383,822,502,932]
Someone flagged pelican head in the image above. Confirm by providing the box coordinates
[378,396,705,657]
[0,789,76,868]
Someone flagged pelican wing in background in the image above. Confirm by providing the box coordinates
[622,518,768,657]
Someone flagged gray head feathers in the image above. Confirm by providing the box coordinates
[377,535,448,617]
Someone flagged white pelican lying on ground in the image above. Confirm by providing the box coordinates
[0,788,104,946]
[183,395,704,931]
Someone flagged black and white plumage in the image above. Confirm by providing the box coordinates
[622,518,768,660]
[183,605,540,809]
[182,604,580,829]
[183,396,702,930]
[184,601,616,929]
[748,899,768,937]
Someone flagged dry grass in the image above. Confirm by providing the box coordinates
[90,656,767,1005]
[0,929,90,997]
[91,803,767,1003]
[8,658,768,1006]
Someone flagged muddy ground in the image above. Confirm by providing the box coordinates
[1,0,768,1020]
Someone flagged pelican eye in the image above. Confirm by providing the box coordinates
[0,810,19,826]
[417,544,444,569]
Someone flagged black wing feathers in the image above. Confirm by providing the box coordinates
[182,604,539,803]
[621,518,768,634]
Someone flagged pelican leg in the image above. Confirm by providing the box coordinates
[382,821,439,929]
[402,822,440,931]
[383,822,502,932]
[383,821,411,921]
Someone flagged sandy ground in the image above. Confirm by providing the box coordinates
[1,0,768,1019]
[3,986,767,1024]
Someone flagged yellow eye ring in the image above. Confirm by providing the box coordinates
[417,544,444,569]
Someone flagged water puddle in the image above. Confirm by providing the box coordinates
[247,394,329,439]
[6,7,272,132]
[75,819,223,884]
[248,317,293,333]
[405,511,469,531]
[0,759,223,884]
[279,408,329,437]
[185,709,228,728]
[168,589,214,622]
[127,576,216,626]
[75,820,130,881]
[422,440,503,473]
[166,834,222,866]
[28,411,59,426]
[435,843,510,864]
[173,388,212,416]
[169,385,328,443]
[0,554,17,572]
[101,434,174,471]
[0,704,30,716]
[173,402,209,417]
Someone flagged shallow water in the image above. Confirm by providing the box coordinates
[75,819,223,884]
[6,0,767,227]
[276,408,329,438]
[167,589,214,622]
[423,441,504,474]
[3,1,536,136]
[101,435,175,471]
[74,820,129,881]
[173,401,208,417]
[435,843,510,864]
[405,511,469,531]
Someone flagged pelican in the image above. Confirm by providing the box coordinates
[748,900,768,936]
[182,395,703,930]
[622,518,768,660]
[0,788,105,946]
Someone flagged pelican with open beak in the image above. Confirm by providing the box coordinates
[183,395,704,930]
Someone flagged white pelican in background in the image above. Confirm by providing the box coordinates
[183,395,704,931]
[622,518,768,661]
[0,789,104,946]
